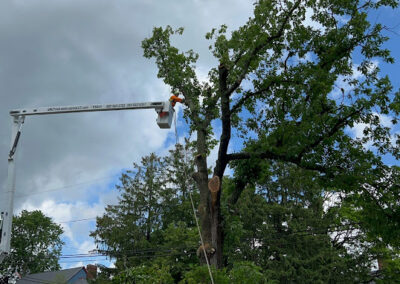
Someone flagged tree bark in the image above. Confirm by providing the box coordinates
[209,182,223,268]
[193,128,213,264]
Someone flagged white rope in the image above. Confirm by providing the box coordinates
[188,191,214,284]
[173,111,214,284]
[174,110,178,145]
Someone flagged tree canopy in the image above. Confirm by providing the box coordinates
[0,210,64,277]
[91,146,200,282]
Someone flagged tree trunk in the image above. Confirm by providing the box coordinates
[193,128,224,268]
[196,174,223,268]
[210,184,223,268]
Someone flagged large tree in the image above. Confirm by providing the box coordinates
[224,159,399,282]
[92,153,167,269]
[142,0,400,267]
[0,210,63,277]
[91,146,199,281]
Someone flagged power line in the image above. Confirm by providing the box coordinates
[59,255,102,260]
[59,247,197,259]
[58,217,97,224]
[59,259,109,264]
[56,249,197,268]
[62,245,90,251]
[58,251,194,264]
[3,175,117,199]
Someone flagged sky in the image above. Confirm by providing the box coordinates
[0,0,399,270]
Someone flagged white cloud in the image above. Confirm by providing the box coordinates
[18,199,103,243]
[78,240,97,254]
[347,112,397,150]
[304,8,325,31]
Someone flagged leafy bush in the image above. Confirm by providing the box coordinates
[179,265,229,284]
[229,261,265,284]
[112,264,174,284]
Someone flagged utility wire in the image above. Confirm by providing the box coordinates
[188,191,214,283]
[59,259,108,264]
[2,175,115,199]
[174,110,178,144]
[59,250,195,264]
[60,247,197,258]
[58,222,356,259]
[60,255,106,259]
[58,217,97,224]
[60,245,196,257]
[58,250,196,265]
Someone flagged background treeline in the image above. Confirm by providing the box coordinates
[0,210,64,282]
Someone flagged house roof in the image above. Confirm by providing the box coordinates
[17,267,86,284]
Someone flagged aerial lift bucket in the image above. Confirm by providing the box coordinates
[156,101,174,129]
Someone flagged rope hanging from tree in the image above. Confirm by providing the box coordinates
[173,110,214,284]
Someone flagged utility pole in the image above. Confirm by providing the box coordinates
[0,99,175,263]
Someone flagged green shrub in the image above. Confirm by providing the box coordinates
[180,265,229,284]
[112,264,174,284]
[229,261,265,284]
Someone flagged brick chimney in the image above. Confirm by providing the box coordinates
[86,264,97,280]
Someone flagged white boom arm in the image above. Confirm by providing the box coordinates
[0,100,174,263]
